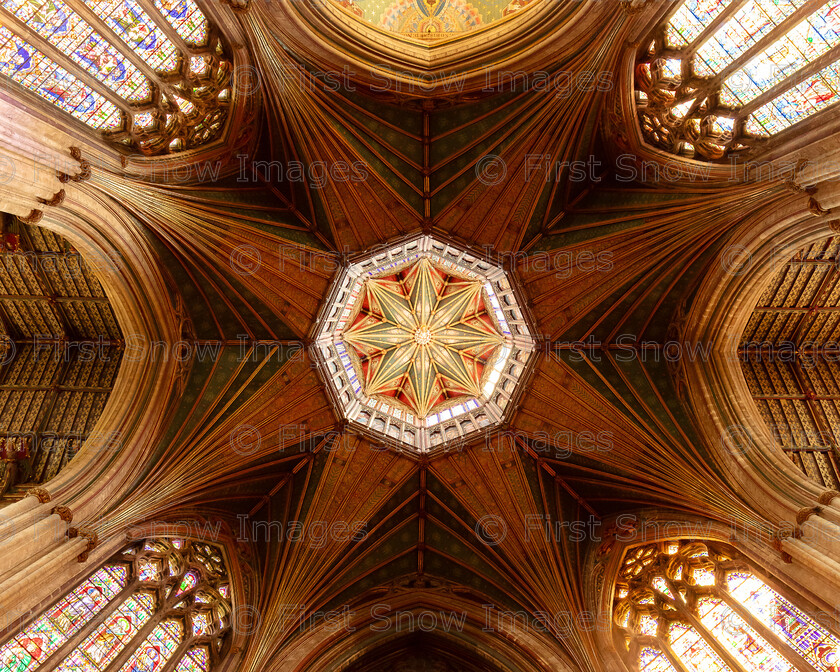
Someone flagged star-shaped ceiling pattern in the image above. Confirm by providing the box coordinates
[311,235,534,450]
[343,257,503,419]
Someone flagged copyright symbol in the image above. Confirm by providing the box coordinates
[720,244,752,276]
[476,514,507,546]
[476,155,507,186]
[0,156,16,185]
[230,244,261,277]
[0,336,15,365]
[720,425,755,456]
[231,64,262,97]
[230,424,261,456]
[231,604,262,636]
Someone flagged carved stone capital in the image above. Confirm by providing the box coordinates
[809,195,829,216]
[68,527,98,562]
[26,486,51,503]
[818,489,840,505]
[795,506,821,526]
[20,209,43,224]
[58,147,91,183]
[37,189,65,207]
[51,505,73,523]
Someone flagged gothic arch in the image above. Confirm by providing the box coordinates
[0,0,260,180]
[681,192,840,519]
[0,532,247,672]
[255,585,580,672]
[586,512,840,672]
[252,0,624,96]
[607,0,840,173]
[0,172,191,631]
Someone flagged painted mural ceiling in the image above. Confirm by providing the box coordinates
[8,0,840,670]
[328,0,538,40]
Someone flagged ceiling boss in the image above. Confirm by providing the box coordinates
[312,235,535,452]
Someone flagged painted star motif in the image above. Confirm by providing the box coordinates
[342,258,504,419]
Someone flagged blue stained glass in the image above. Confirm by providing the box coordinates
[0,25,122,128]
[174,648,208,672]
[86,0,179,73]
[728,572,840,672]
[117,620,182,672]
[1,0,152,101]
[748,60,840,133]
[640,647,679,672]
[724,1,840,105]
[695,0,806,76]
[153,0,207,46]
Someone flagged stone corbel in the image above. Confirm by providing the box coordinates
[818,490,840,505]
[795,505,821,528]
[771,534,794,564]
[809,195,830,216]
[57,147,91,183]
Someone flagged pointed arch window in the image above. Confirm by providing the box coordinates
[636,0,840,160]
[0,537,233,672]
[0,0,232,154]
[613,539,840,672]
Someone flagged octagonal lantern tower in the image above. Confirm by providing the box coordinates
[312,234,536,452]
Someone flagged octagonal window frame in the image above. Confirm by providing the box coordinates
[311,234,536,453]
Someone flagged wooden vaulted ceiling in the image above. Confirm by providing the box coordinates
[740,237,840,490]
[20,0,837,670]
[0,217,122,501]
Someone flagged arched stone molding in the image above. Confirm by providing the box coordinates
[0,528,125,635]
[0,178,187,629]
[33,181,185,512]
[255,0,628,96]
[585,510,840,672]
[258,585,579,672]
[681,180,840,606]
[0,111,88,219]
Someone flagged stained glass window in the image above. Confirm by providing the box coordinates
[636,0,840,159]
[614,540,840,672]
[0,538,233,672]
[0,566,126,671]
[0,0,232,154]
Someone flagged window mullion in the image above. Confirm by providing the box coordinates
[57,0,169,98]
[711,0,828,82]
[719,590,816,672]
[677,598,752,672]
[658,575,740,672]
[160,637,193,672]
[683,0,753,58]
[737,40,840,118]
[99,601,165,672]
[128,0,195,57]
[662,640,705,672]
[38,577,141,672]
[0,6,130,117]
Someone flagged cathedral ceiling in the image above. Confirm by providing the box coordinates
[13,0,838,669]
